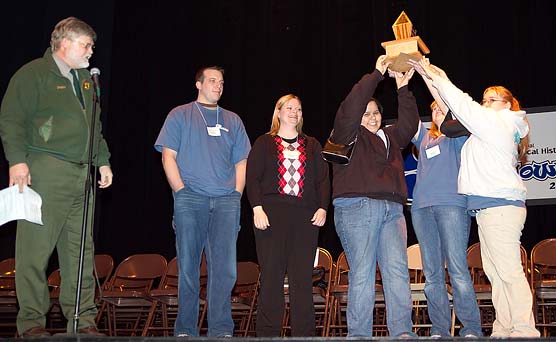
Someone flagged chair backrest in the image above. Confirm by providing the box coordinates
[467,241,528,284]
[331,250,383,286]
[520,245,528,278]
[229,261,260,337]
[47,269,61,288]
[235,261,260,288]
[316,247,333,282]
[105,254,168,292]
[233,261,260,301]
[0,258,16,291]
[406,243,424,283]
[467,242,485,284]
[316,248,333,271]
[199,251,208,294]
[158,257,179,289]
[530,238,556,285]
[312,248,333,296]
[47,269,61,297]
[334,251,350,286]
[95,254,114,289]
[200,252,207,278]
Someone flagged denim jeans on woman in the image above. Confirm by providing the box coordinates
[411,205,482,337]
[173,188,241,337]
[334,197,415,337]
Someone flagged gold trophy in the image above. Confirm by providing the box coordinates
[381,11,430,72]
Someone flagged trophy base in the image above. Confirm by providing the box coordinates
[387,52,422,72]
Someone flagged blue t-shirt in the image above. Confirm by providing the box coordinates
[411,123,468,210]
[467,195,525,215]
[154,101,251,196]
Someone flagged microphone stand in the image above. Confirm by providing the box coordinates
[72,77,101,334]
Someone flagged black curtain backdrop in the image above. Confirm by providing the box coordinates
[1,0,556,267]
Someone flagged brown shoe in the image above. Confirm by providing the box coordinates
[21,326,51,338]
[78,326,105,336]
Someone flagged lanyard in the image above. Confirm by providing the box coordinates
[195,102,219,127]
[425,133,445,150]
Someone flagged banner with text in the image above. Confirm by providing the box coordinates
[520,107,556,204]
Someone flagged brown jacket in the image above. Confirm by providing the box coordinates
[331,69,419,204]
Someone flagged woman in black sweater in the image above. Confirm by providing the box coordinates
[246,94,330,337]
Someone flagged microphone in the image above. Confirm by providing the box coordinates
[90,68,101,98]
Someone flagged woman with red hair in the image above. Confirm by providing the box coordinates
[409,58,539,338]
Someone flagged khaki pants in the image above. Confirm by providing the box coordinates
[15,153,97,334]
[476,205,539,337]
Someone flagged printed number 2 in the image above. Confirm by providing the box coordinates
[551,182,555,190]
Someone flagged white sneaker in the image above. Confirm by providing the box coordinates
[509,329,541,338]
[176,333,190,337]
[464,334,478,338]
[431,334,442,339]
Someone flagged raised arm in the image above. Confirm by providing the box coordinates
[421,70,449,115]
[408,58,501,141]
[331,55,390,144]
[388,68,419,148]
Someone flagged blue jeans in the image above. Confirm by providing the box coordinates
[334,197,415,337]
[173,188,241,337]
[411,205,482,337]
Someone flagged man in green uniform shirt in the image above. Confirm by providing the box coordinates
[0,17,112,337]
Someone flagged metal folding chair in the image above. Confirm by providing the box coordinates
[0,258,17,337]
[281,247,333,336]
[95,254,167,336]
[141,257,178,336]
[530,238,556,336]
[467,241,528,335]
[231,261,260,336]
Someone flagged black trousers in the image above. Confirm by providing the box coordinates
[254,200,319,337]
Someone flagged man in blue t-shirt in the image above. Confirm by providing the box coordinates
[154,66,251,337]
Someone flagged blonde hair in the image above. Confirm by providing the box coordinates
[50,17,96,52]
[483,86,529,161]
[268,94,304,136]
[428,101,442,138]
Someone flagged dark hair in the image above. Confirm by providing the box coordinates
[195,66,225,83]
[369,97,383,114]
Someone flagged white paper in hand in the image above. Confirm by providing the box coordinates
[0,185,43,226]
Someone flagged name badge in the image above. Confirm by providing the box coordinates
[283,149,300,160]
[425,145,441,159]
[207,126,221,136]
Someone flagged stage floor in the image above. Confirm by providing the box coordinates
[2,337,556,342]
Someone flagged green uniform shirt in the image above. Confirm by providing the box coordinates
[0,48,110,166]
